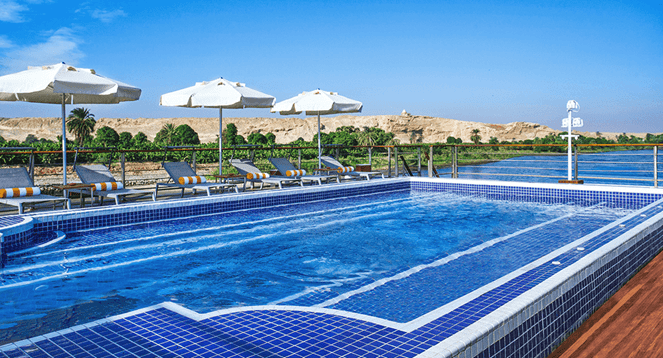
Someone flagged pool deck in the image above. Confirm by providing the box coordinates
[3,178,663,357]
[548,247,663,358]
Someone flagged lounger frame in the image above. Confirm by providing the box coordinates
[320,156,385,180]
[268,157,339,185]
[74,164,156,205]
[0,168,70,214]
[156,162,239,198]
[230,159,304,190]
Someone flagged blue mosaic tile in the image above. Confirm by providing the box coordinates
[3,180,663,357]
[0,217,23,228]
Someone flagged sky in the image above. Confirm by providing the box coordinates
[0,0,661,134]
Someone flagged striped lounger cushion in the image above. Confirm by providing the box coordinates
[0,187,41,198]
[246,173,270,180]
[337,166,355,173]
[178,176,207,185]
[285,169,306,177]
[92,182,124,191]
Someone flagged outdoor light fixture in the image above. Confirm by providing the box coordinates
[561,100,583,181]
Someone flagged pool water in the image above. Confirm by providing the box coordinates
[0,190,632,344]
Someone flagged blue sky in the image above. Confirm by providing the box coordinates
[0,0,661,133]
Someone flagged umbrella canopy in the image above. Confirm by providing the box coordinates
[0,62,141,184]
[271,89,362,168]
[160,78,275,175]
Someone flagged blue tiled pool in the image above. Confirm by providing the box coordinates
[2,178,663,357]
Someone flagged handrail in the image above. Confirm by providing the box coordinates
[0,147,35,151]
[1,142,661,187]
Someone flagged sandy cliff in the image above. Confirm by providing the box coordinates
[0,115,633,144]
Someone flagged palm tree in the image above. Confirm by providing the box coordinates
[66,107,95,145]
[470,128,482,144]
[155,123,177,146]
[356,127,375,146]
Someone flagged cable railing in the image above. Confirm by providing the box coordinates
[1,143,662,189]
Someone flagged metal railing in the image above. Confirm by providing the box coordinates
[1,143,661,188]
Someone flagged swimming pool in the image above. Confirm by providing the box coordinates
[0,184,636,344]
[2,178,663,357]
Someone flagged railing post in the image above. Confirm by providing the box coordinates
[192,150,197,173]
[298,149,302,170]
[655,146,658,188]
[453,146,458,178]
[29,151,35,183]
[395,146,399,177]
[336,147,340,160]
[368,147,372,166]
[417,146,422,176]
[574,145,579,181]
[428,146,433,178]
[387,147,392,177]
[120,152,126,186]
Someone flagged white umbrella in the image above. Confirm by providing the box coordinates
[160,78,275,175]
[271,89,362,168]
[0,62,141,184]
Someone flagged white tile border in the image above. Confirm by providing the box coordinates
[25,178,410,228]
[410,176,663,195]
[0,215,32,238]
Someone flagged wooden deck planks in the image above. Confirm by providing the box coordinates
[549,250,663,358]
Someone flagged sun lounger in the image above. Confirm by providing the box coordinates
[320,155,385,180]
[0,168,70,214]
[156,162,238,198]
[230,159,303,190]
[75,164,156,205]
[268,157,339,185]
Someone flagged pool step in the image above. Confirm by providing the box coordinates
[7,231,66,257]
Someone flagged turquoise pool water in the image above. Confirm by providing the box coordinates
[0,189,632,344]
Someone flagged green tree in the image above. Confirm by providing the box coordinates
[628,135,642,144]
[23,134,39,144]
[223,123,244,146]
[95,126,120,147]
[154,123,177,146]
[360,127,397,145]
[265,133,276,145]
[338,125,359,134]
[173,124,200,145]
[488,136,499,151]
[330,131,357,147]
[446,136,457,144]
[118,132,133,146]
[235,135,247,145]
[356,127,376,146]
[617,133,629,144]
[66,107,96,145]
[470,129,482,144]
[247,132,268,145]
[646,133,654,142]
[132,132,148,146]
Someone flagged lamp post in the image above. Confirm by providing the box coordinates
[561,100,582,181]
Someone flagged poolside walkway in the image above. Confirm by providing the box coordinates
[548,248,663,358]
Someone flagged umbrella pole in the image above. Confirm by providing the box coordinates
[317,112,322,169]
[219,108,223,175]
[61,94,67,185]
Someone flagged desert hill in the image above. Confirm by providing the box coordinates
[0,114,631,144]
